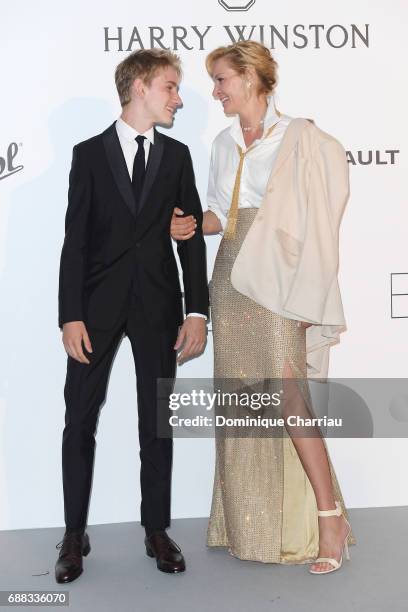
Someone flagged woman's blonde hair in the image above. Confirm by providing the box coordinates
[206,40,278,95]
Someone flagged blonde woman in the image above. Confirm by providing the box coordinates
[171,41,354,573]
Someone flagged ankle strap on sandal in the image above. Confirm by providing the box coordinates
[317,500,342,517]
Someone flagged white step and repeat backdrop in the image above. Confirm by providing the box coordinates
[1,0,407,530]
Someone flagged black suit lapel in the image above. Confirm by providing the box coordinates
[102,123,136,219]
[138,129,164,213]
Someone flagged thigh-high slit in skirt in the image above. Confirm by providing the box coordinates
[206,208,355,563]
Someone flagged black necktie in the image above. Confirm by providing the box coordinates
[132,135,146,214]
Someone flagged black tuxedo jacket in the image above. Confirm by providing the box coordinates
[58,122,209,330]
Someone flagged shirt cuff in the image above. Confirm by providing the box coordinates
[207,206,228,233]
[186,313,207,320]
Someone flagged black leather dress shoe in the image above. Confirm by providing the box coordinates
[55,531,91,584]
[145,531,186,573]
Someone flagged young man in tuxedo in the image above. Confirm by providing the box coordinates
[55,49,209,583]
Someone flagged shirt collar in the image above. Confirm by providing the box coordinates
[229,95,281,149]
[116,116,155,145]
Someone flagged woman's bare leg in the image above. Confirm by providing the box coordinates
[282,361,350,572]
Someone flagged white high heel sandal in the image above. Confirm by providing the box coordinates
[309,501,351,575]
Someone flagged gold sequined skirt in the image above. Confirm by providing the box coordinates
[207,208,355,563]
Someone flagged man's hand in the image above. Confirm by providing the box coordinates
[171,207,196,241]
[62,321,93,364]
[174,317,206,365]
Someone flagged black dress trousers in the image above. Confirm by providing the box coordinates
[62,297,178,533]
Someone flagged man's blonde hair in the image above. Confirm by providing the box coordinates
[115,49,182,107]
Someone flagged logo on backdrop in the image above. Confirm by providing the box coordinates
[0,143,23,181]
[346,149,400,165]
[104,24,370,52]
[218,0,256,11]
[390,273,408,318]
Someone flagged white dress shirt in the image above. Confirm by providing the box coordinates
[115,117,206,321]
[207,97,292,231]
[115,117,154,174]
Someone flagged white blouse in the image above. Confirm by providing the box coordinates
[207,97,292,231]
